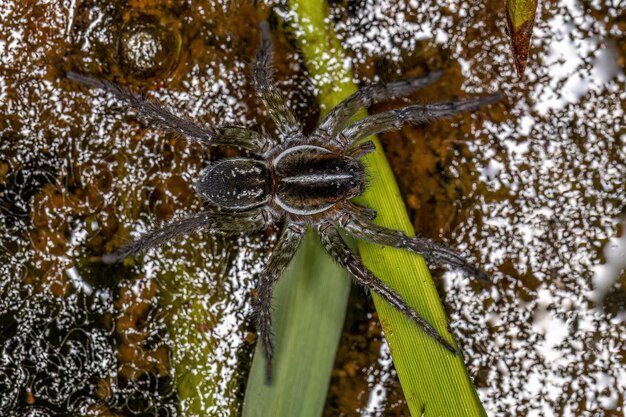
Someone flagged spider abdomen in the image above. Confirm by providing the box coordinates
[195,158,271,210]
[272,145,365,215]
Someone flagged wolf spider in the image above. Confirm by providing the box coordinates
[69,22,499,383]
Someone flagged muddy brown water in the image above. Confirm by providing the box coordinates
[0,1,624,416]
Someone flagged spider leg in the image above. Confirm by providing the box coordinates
[253,21,302,140]
[340,208,489,281]
[317,222,457,354]
[254,223,304,384]
[346,201,377,221]
[341,93,502,144]
[102,209,267,264]
[313,72,443,145]
[67,72,269,153]
[344,139,376,159]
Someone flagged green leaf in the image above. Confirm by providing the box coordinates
[242,232,350,417]
[506,0,538,76]
[353,155,488,416]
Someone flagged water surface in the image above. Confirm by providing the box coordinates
[0,1,624,416]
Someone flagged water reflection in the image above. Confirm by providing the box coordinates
[593,217,626,306]
[0,0,624,416]
[117,14,182,80]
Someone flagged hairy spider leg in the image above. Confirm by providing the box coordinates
[101,210,267,264]
[346,201,377,221]
[67,72,268,153]
[344,140,376,159]
[314,71,443,147]
[341,209,490,282]
[317,222,458,354]
[341,93,503,144]
[253,22,302,141]
[254,223,305,383]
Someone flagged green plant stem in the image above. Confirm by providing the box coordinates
[161,265,240,416]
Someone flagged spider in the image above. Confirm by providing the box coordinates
[68,22,499,383]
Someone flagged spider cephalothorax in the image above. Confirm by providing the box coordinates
[69,22,499,383]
